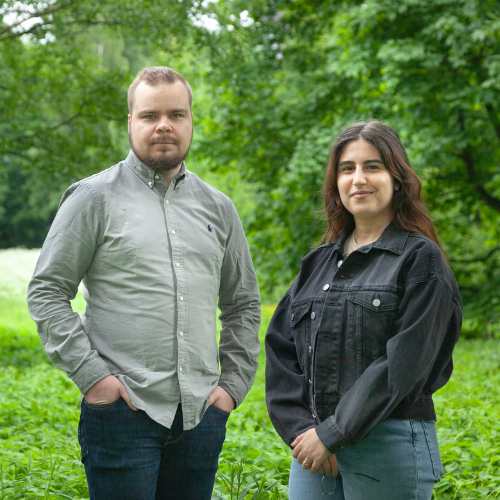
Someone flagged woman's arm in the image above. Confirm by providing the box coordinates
[265,290,317,447]
[315,265,462,454]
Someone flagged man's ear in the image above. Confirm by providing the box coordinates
[128,114,131,132]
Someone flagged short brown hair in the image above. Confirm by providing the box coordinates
[128,66,193,115]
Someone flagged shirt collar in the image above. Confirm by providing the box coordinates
[124,150,187,189]
[328,221,409,260]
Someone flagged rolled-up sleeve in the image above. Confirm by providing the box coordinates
[217,203,261,407]
[316,275,462,454]
[27,183,111,394]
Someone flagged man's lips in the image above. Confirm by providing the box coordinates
[351,191,373,199]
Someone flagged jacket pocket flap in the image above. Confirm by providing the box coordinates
[348,290,400,312]
[290,302,313,327]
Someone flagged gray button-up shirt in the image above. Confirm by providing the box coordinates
[27,151,261,430]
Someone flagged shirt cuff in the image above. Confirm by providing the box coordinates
[218,373,249,409]
[315,416,352,454]
[70,357,112,395]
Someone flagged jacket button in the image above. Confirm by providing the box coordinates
[323,284,330,291]
[309,346,312,353]
[311,312,316,320]
[337,260,343,267]
[309,379,312,384]
[373,299,381,307]
[291,313,295,321]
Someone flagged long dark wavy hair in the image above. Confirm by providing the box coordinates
[322,120,445,257]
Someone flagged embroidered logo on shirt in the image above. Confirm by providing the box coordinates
[208,224,212,232]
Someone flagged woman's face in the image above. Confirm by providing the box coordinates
[337,139,396,224]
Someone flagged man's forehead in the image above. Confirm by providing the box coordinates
[133,81,190,108]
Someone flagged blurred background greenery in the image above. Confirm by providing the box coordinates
[1,0,500,337]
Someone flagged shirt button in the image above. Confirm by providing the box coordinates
[180,296,184,301]
[154,174,160,180]
[166,200,170,205]
[373,299,381,307]
[323,284,330,291]
[338,260,343,267]
[178,366,183,372]
[179,331,184,337]
[311,312,316,320]
[172,230,176,235]
[176,263,180,267]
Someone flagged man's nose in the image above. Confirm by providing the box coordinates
[156,119,172,133]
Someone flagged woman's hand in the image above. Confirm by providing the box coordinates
[291,428,335,474]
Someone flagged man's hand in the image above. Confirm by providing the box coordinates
[209,386,235,413]
[85,375,138,411]
[291,428,333,475]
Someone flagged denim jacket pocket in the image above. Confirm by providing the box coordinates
[290,301,314,369]
[347,290,400,361]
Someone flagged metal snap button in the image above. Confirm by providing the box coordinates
[373,299,381,307]
[323,284,330,291]
[311,312,316,320]
[337,260,343,267]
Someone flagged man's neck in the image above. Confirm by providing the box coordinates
[161,164,182,191]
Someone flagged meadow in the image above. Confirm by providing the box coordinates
[1,249,499,499]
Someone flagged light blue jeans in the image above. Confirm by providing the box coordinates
[289,419,443,500]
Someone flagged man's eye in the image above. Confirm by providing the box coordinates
[145,115,155,119]
[171,114,182,118]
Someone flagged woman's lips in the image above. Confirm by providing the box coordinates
[351,192,372,199]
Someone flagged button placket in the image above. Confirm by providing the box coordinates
[163,187,189,402]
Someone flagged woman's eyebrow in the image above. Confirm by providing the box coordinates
[338,159,384,166]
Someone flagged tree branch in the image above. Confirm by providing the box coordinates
[485,103,500,144]
[458,112,500,213]
[451,245,500,264]
[0,2,66,39]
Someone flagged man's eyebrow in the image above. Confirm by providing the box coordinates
[338,159,384,166]
[137,108,189,115]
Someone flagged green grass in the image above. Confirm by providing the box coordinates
[1,298,499,499]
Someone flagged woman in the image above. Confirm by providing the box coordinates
[265,121,462,499]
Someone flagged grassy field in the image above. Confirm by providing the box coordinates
[1,249,499,499]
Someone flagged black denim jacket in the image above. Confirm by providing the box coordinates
[265,223,462,454]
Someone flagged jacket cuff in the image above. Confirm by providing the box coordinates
[70,357,112,395]
[218,373,248,408]
[315,417,351,454]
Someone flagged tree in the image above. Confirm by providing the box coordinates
[196,0,500,333]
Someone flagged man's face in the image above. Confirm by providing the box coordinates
[128,81,193,172]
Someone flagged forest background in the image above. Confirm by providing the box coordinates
[1,0,500,498]
[1,0,500,332]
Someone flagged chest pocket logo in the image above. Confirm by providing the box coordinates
[347,290,400,362]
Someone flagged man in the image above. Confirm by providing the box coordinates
[27,67,261,500]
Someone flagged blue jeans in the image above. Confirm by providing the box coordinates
[78,398,229,500]
[289,419,443,500]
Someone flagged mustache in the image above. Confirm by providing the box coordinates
[150,136,179,145]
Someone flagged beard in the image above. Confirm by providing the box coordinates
[129,131,191,172]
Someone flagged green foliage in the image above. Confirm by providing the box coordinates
[1,296,500,499]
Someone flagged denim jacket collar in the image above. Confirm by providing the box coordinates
[124,150,186,190]
[329,221,409,260]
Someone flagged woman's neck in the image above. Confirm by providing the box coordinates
[352,215,393,246]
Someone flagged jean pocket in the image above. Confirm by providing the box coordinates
[83,397,122,409]
[209,404,231,417]
[422,421,443,481]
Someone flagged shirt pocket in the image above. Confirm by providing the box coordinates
[347,290,400,361]
[290,301,314,369]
